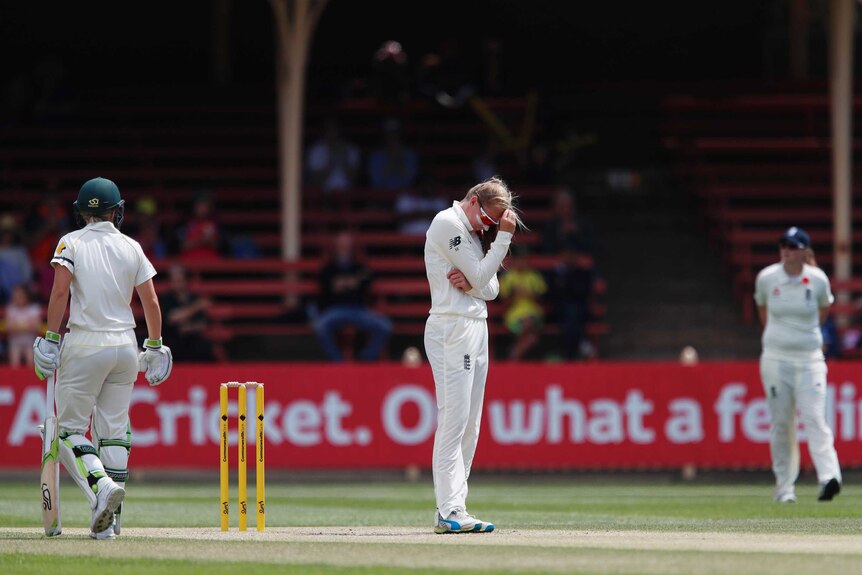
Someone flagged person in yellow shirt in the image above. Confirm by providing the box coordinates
[499,246,546,360]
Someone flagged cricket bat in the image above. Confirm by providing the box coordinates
[40,370,61,537]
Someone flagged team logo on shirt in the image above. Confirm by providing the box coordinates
[449,236,461,251]
[55,242,66,256]
[463,354,471,370]
[772,287,781,297]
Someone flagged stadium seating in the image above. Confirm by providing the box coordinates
[0,91,609,360]
[147,254,608,358]
[662,87,862,324]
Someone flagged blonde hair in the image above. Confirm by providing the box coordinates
[463,176,525,254]
[462,176,525,230]
[82,212,113,225]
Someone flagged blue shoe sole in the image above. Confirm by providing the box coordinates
[434,522,495,534]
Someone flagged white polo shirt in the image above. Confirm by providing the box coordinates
[754,262,833,361]
[51,221,156,345]
[424,202,512,319]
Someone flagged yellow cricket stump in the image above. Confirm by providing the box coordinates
[256,384,265,531]
[219,384,229,531]
[219,382,265,531]
[238,384,247,531]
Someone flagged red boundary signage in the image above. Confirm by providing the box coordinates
[3,362,861,470]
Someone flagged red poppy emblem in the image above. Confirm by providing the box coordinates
[802,277,810,284]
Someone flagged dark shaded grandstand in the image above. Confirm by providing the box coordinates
[2,1,860,361]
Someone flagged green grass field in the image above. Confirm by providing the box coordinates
[1,477,861,574]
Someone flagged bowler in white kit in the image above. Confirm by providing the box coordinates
[754,226,841,503]
[423,176,521,534]
[33,177,173,539]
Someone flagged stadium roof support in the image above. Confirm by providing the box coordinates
[830,0,854,319]
[270,0,328,261]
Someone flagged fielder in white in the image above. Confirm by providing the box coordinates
[424,176,521,534]
[33,177,173,539]
[754,226,841,503]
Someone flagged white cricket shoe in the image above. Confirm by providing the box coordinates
[93,516,120,538]
[434,508,495,534]
[773,488,797,503]
[89,525,116,540]
[91,479,125,534]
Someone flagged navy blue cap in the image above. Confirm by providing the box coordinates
[779,226,811,249]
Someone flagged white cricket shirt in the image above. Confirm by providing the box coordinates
[424,202,512,319]
[754,262,833,361]
[51,221,156,344]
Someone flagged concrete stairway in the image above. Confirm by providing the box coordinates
[592,204,761,360]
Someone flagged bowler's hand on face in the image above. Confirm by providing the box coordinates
[498,209,517,234]
[448,269,473,292]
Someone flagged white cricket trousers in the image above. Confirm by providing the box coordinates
[425,314,489,519]
[760,356,842,493]
[56,342,139,437]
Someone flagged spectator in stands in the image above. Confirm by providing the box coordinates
[394,175,448,235]
[128,195,170,259]
[540,188,593,255]
[0,214,33,304]
[305,117,361,193]
[138,219,169,261]
[371,40,410,104]
[178,192,221,261]
[311,231,392,362]
[820,313,840,359]
[499,245,546,361]
[755,226,841,503]
[6,284,41,368]
[160,264,221,362]
[24,191,71,303]
[229,234,260,259]
[548,240,597,360]
[135,195,159,221]
[368,117,418,190]
[25,192,70,261]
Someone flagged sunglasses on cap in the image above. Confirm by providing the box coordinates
[778,241,802,250]
[477,198,500,226]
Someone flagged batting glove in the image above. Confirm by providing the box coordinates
[138,337,173,386]
[33,331,61,380]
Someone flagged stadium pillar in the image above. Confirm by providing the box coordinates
[271,0,329,261]
[829,0,854,325]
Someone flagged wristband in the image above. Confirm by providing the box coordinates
[144,337,163,349]
[45,331,61,343]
